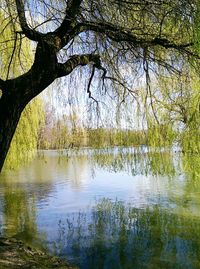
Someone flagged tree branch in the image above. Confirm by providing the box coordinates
[0,79,6,92]
[73,21,194,54]
[54,0,83,38]
[87,65,97,102]
[15,0,44,42]
[15,0,83,50]
[56,54,106,78]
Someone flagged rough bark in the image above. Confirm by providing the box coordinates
[0,96,23,172]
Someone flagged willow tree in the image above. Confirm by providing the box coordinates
[0,8,44,169]
[0,0,199,171]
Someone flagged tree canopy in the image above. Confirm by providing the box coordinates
[0,0,200,171]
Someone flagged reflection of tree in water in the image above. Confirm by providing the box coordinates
[0,175,50,247]
[37,152,92,190]
[1,149,200,268]
[0,182,49,249]
[54,199,200,269]
[91,148,178,177]
[2,189,38,242]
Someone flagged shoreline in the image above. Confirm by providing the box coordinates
[0,237,78,269]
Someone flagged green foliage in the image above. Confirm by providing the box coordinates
[179,76,200,153]
[87,128,147,148]
[182,154,200,183]
[5,99,44,170]
[181,130,200,153]
[0,8,34,79]
[140,67,200,152]
[1,0,200,164]
[0,9,44,170]
[38,113,86,150]
[193,0,200,54]
[39,122,147,149]
[146,123,176,148]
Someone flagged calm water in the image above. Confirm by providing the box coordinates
[1,148,200,268]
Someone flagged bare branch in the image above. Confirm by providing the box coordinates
[6,33,18,79]
[56,54,106,78]
[87,65,97,101]
[15,0,44,42]
[73,21,194,55]
[65,0,83,19]
[54,0,83,38]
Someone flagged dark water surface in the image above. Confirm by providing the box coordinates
[0,148,200,268]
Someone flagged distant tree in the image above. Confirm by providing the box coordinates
[0,0,199,171]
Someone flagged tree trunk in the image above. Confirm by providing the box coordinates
[0,95,23,172]
[0,43,103,172]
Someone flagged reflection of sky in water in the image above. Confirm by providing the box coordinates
[1,149,200,268]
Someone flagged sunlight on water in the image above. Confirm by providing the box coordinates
[0,148,200,268]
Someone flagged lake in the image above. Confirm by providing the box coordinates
[0,148,200,269]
